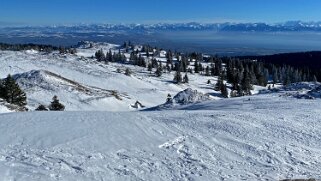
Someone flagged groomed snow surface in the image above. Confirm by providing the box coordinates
[1,94,321,180]
[0,42,321,180]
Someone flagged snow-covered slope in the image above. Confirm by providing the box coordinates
[0,98,25,113]
[0,94,320,180]
[0,47,219,111]
[260,82,321,100]
[1,43,321,180]
[0,100,12,113]
[12,70,130,111]
[75,41,119,58]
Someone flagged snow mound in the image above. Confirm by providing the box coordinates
[172,88,210,105]
[11,70,128,110]
[259,82,321,99]
[146,88,211,110]
[76,41,119,57]
[0,99,12,113]
[76,41,118,49]
[283,82,321,91]
[15,70,89,93]
[306,85,321,98]
[25,49,39,54]
[76,41,93,49]
[277,82,321,99]
[0,98,27,113]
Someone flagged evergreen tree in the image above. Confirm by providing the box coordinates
[230,90,237,98]
[249,65,257,85]
[95,49,105,62]
[155,65,162,77]
[221,84,228,98]
[194,60,199,73]
[205,66,210,76]
[166,94,173,103]
[147,62,153,73]
[313,75,318,83]
[106,49,113,62]
[151,58,158,68]
[272,69,278,85]
[210,64,215,76]
[181,58,188,72]
[237,85,243,97]
[35,104,48,111]
[173,71,183,84]
[49,95,65,111]
[183,74,189,83]
[166,50,173,65]
[241,70,252,95]
[0,80,5,99]
[198,63,203,73]
[2,74,27,106]
[214,60,222,76]
[215,76,223,91]
[125,68,132,76]
[166,63,172,73]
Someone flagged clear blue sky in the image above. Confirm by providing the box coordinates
[1,0,321,25]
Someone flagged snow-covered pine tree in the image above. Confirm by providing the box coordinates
[194,59,199,73]
[155,65,162,77]
[183,74,189,83]
[49,96,65,111]
[166,93,173,103]
[241,70,252,95]
[147,62,153,73]
[313,75,318,83]
[125,68,132,76]
[35,104,48,111]
[173,70,183,84]
[0,80,5,99]
[215,73,224,91]
[95,49,105,62]
[221,84,228,98]
[2,74,27,106]
[205,66,210,76]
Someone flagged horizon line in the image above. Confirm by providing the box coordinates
[1,20,321,28]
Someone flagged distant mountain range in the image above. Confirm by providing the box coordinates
[1,21,321,32]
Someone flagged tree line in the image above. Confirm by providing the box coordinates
[241,51,321,82]
[0,42,77,54]
[94,41,318,98]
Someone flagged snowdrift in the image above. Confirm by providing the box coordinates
[11,70,129,110]
[0,95,321,180]
[0,98,27,113]
[146,88,211,110]
[171,88,211,105]
[0,99,13,113]
[276,82,321,99]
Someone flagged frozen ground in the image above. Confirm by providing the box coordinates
[0,94,321,180]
